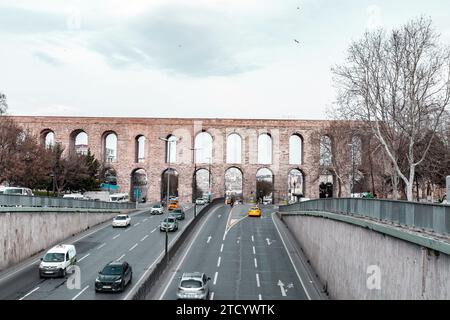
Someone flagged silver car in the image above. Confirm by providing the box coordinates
[177,272,211,300]
[160,217,178,232]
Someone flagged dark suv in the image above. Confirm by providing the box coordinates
[169,208,185,220]
[95,261,132,293]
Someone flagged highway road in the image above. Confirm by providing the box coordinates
[0,203,202,300]
[158,204,312,300]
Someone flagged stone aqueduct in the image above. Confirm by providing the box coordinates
[12,116,355,203]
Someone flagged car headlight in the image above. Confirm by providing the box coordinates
[114,279,122,283]
[95,278,101,282]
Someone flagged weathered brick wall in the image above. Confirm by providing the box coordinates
[12,116,347,203]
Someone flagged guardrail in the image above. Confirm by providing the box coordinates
[132,197,225,300]
[0,194,136,210]
[279,198,450,236]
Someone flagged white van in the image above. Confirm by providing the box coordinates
[39,244,77,278]
[3,187,34,196]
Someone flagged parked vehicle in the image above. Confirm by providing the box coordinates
[63,193,84,200]
[169,208,185,220]
[160,217,178,232]
[441,194,448,205]
[39,244,77,278]
[110,193,129,203]
[3,187,34,196]
[95,261,133,293]
[177,272,211,300]
[112,214,131,228]
[151,203,164,215]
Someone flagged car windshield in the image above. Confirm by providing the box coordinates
[153,204,161,208]
[115,216,127,220]
[164,218,176,223]
[180,279,202,288]
[101,265,123,275]
[252,207,259,210]
[43,252,65,262]
[173,209,183,213]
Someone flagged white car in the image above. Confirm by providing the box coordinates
[195,198,206,205]
[150,203,164,215]
[39,244,77,278]
[3,187,34,196]
[63,193,84,200]
[112,214,131,228]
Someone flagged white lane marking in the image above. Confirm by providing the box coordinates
[117,254,126,261]
[72,285,89,300]
[258,294,262,300]
[254,258,258,268]
[129,243,138,251]
[220,243,224,252]
[143,218,148,222]
[256,273,261,288]
[217,257,221,268]
[135,222,140,226]
[19,287,40,300]
[251,235,255,242]
[207,236,212,243]
[253,246,256,255]
[125,228,131,232]
[158,205,222,300]
[278,280,287,297]
[272,213,311,300]
[141,235,149,242]
[78,253,90,262]
[210,292,215,300]
[151,228,157,233]
[112,234,121,240]
[218,215,221,218]
[213,271,218,285]
[96,243,106,250]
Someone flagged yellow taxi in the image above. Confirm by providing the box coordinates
[247,206,262,217]
[168,200,179,210]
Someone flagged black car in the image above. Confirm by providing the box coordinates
[95,261,132,293]
[169,208,185,220]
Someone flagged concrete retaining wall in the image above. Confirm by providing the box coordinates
[282,214,450,299]
[0,209,119,271]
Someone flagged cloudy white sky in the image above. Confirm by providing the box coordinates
[1,0,450,119]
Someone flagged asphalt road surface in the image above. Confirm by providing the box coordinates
[0,203,201,300]
[158,204,311,300]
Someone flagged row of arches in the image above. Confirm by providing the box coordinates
[129,167,306,204]
[40,130,306,165]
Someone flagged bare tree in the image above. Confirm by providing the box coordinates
[333,17,450,201]
[0,92,7,115]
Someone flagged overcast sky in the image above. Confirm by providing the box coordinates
[1,0,450,120]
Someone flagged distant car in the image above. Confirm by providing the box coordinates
[151,203,164,215]
[160,217,178,232]
[195,198,206,205]
[110,193,129,203]
[112,214,131,228]
[95,261,133,293]
[441,194,448,205]
[39,244,77,278]
[170,208,185,220]
[177,272,211,300]
[3,187,34,196]
[248,206,262,217]
[168,199,179,210]
[63,193,84,200]
[262,199,272,205]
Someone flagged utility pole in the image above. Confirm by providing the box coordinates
[190,147,200,217]
[348,143,355,197]
[160,137,176,263]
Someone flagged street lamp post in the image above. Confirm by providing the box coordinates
[160,137,176,262]
[190,147,201,217]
